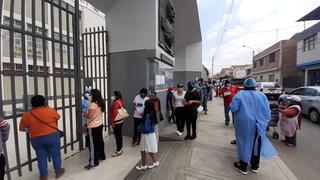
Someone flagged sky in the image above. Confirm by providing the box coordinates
[197,0,320,75]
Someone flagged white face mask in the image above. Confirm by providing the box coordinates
[111,96,116,101]
[84,93,91,99]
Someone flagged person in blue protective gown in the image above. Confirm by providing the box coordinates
[82,87,91,147]
[230,78,277,175]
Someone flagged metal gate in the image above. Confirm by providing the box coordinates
[82,27,110,137]
[0,0,86,179]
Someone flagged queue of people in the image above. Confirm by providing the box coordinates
[9,76,297,179]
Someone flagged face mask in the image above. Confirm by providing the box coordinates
[226,84,231,87]
[140,94,146,98]
[84,93,91,99]
[111,96,116,101]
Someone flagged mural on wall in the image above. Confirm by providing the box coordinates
[159,0,175,57]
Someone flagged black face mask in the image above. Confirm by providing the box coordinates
[140,94,146,98]
[188,85,194,91]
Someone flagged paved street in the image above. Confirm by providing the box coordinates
[271,117,320,180]
[268,99,320,180]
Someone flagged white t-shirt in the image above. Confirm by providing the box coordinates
[133,95,148,118]
[173,91,186,108]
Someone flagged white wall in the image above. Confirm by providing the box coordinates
[174,47,187,71]
[297,32,320,65]
[186,41,202,72]
[82,6,105,30]
[106,0,156,53]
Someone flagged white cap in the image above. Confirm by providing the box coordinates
[287,95,301,102]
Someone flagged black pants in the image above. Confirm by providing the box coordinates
[88,125,106,165]
[175,107,186,132]
[186,112,197,137]
[0,154,5,180]
[285,133,296,145]
[168,109,176,122]
[114,123,123,151]
[133,118,142,143]
[240,128,262,170]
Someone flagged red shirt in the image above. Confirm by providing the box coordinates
[219,85,237,106]
[111,100,126,126]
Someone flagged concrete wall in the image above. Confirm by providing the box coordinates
[186,42,202,72]
[297,32,320,65]
[281,39,301,88]
[106,0,156,53]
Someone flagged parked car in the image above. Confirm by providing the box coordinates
[231,78,245,92]
[256,82,283,99]
[278,86,320,122]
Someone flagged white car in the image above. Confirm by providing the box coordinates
[256,82,283,99]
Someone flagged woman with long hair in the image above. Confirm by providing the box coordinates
[136,100,159,171]
[110,91,125,157]
[84,89,106,170]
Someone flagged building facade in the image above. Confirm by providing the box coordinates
[296,22,320,86]
[0,0,106,178]
[86,0,202,135]
[231,64,252,78]
[252,35,301,88]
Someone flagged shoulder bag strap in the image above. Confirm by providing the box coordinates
[29,110,60,131]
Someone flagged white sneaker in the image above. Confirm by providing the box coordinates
[176,131,180,136]
[147,161,160,169]
[178,131,183,136]
[136,165,147,171]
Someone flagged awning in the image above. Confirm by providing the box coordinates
[297,6,320,21]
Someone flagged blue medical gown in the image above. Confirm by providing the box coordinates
[230,90,277,163]
[82,99,91,126]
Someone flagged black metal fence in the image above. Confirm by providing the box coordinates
[0,0,108,179]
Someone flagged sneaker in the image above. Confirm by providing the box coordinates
[178,131,183,136]
[190,135,197,140]
[147,161,160,169]
[234,162,247,175]
[230,140,236,145]
[84,163,99,170]
[136,165,148,171]
[225,122,229,126]
[176,131,180,136]
[112,150,123,157]
[250,168,258,173]
[286,143,296,147]
[184,135,191,140]
[55,168,65,179]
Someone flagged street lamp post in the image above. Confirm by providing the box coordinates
[242,45,255,61]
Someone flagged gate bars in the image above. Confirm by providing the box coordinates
[0,0,98,179]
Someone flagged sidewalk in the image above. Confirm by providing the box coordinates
[16,98,297,180]
[125,98,298,180]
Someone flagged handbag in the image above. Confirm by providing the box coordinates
[29,110,65,138]
[197,105,204,113]
[138,114,155,134]
[115,101,129,121]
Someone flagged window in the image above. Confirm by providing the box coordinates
[15,64,23,72]
[3,16,10,25]
[259,59,264,66]
[253,61,257,68]
[28,65,34,72]
[269,52,276,63]
[3,63,11,71]
[290,88,306,96]
[268,74,275,82]
[305,88,318,96]
[303,34,317,51]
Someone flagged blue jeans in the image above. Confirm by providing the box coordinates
[202,96,208,112]
[31,132,61,177]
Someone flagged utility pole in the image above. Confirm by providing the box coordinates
[212,56,214,78]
